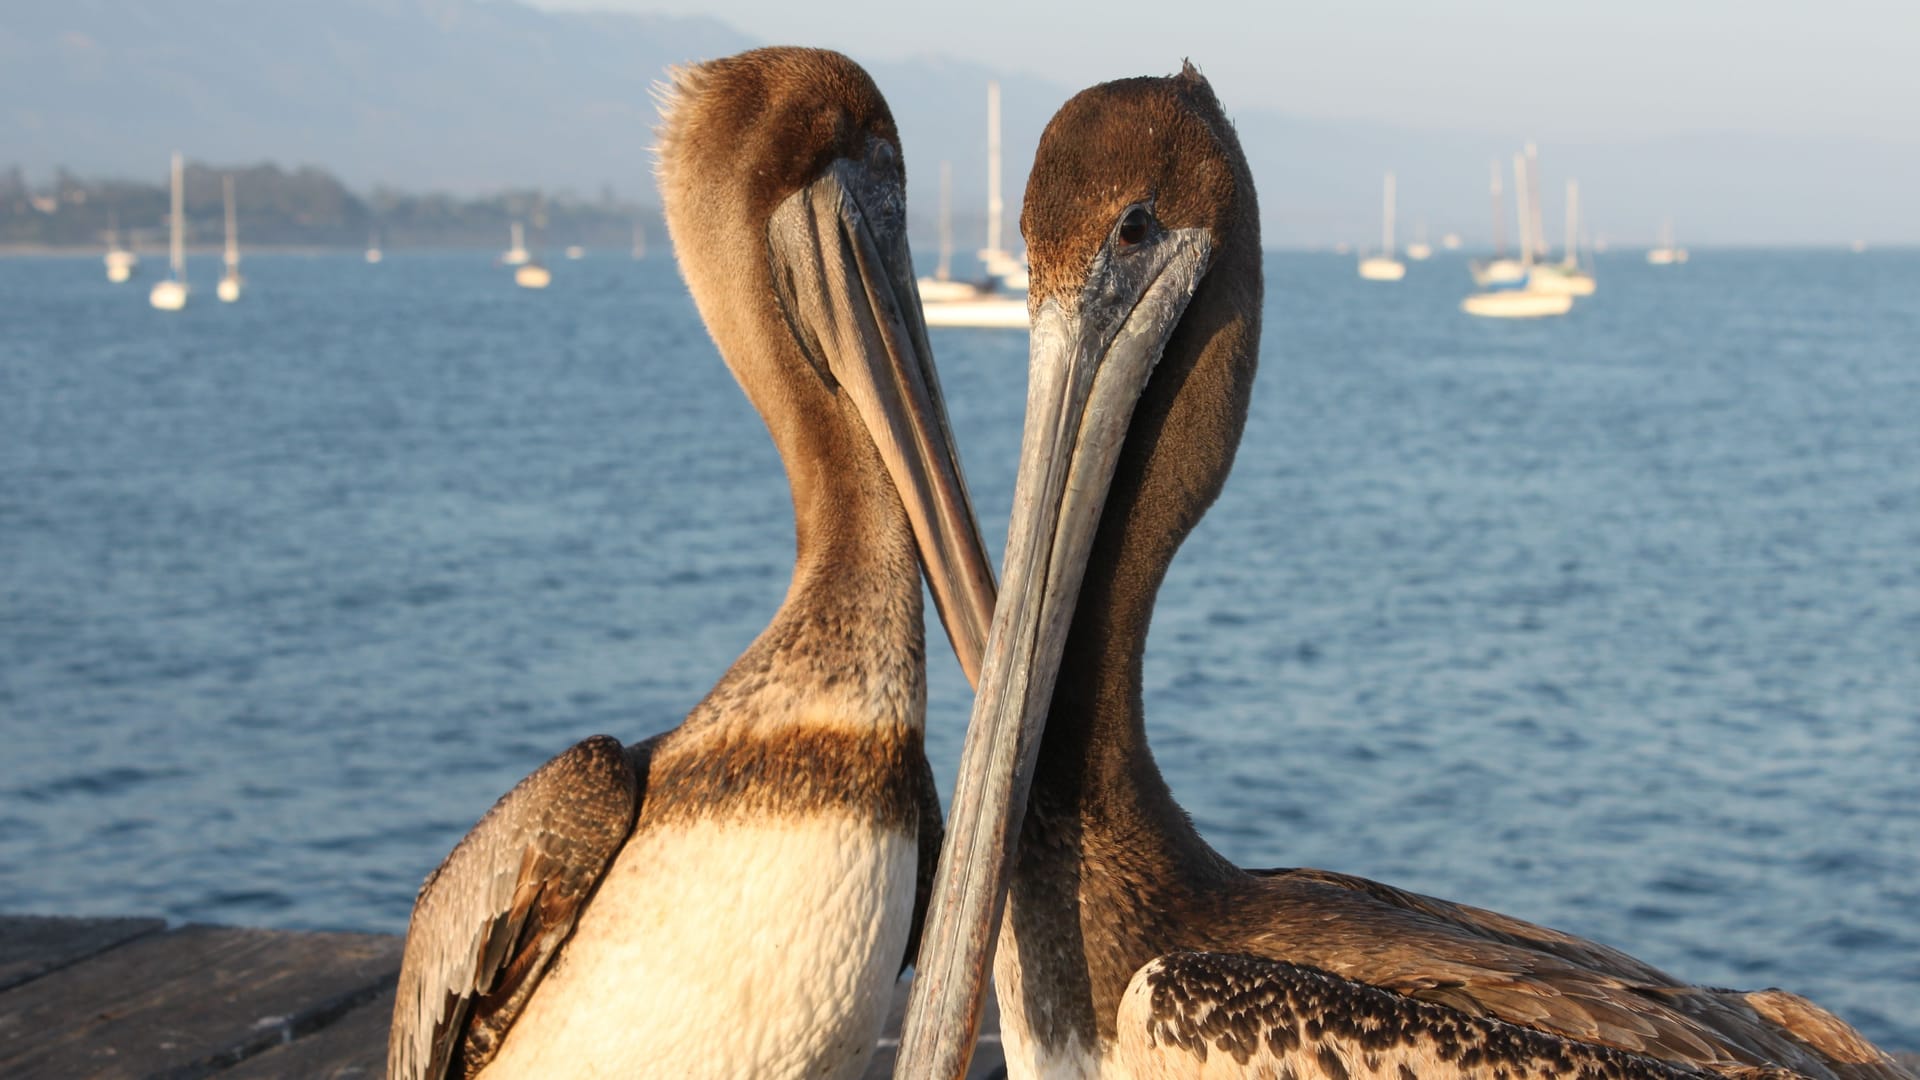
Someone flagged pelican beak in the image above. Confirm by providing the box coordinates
[767,149,997,682]
[893,226,1214,1077]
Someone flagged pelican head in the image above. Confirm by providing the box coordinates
[657,47,994,680]
[897,63,1263,1075]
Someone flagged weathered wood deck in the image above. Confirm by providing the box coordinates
[0,914,1005,1079]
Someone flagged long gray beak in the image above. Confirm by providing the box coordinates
[767,154,997,683]
[894,227,1214,1078]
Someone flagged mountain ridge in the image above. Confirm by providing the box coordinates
[5,0,1914,246]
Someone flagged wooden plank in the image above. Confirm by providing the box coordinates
[0,923,400,1080]
[0,915,165,992]
[223,986,393,1079]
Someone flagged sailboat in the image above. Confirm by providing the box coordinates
[920,81,1029,329]
[513,214,551,289]
[104,211,139,283]
[1461,153,1573,318]
[148,153,189,311]
[1406,221,1433,261]
[502,221,531,266]
[216,175,243,303]
[1470,159,1527,287]
[365,230,384,264]
[1357,171,1407,280]
[1525,178,1597,296]
[917,162,974,303]
[1647,218,1688,264]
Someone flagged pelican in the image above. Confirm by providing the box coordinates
[896,66,1912,1080]
[388,47,996,1079]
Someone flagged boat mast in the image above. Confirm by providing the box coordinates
[1514,153,1534,270]
[1526,142,1546,260]
[1382,171,1396,257]
[1564,179,1579,269]
[985,80,1003,259]
[937,160,954,281]
[169,152,185,278]
[223,175,239,271]
[1489,160,1506,258]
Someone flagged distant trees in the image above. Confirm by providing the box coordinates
[0,161,657,250]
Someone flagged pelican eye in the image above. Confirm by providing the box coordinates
[1116,205,1153,249]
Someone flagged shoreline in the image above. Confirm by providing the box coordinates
[0,243,535,257]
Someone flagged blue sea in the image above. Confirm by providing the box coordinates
[1,250,1915,1051]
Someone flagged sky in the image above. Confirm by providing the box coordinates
[529,0,1919,146]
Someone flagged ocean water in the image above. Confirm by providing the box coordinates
[1,250,1915,1051]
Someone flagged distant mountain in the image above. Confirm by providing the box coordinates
[5,0,1915,248]
[3,0,746,195]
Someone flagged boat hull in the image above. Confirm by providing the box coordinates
[921,296,1027,329]
[1358,256,1406,281]
[1526,265,1597,296]
[1461,290,1573,318]
[149,279,188,311]
[1469,258,1527,287]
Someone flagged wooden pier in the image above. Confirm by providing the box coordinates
[0,914,1006,1078]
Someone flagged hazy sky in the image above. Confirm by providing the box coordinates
[531,0,1918,144]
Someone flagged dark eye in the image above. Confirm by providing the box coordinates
[1117,206,1152,247]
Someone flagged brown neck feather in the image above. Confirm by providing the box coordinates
[680,255,924,734]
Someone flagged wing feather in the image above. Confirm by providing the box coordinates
[903,750,944,976]
[1116,951,1739,1080]
[388,734,644,1080]
[1238,868,1913,1080]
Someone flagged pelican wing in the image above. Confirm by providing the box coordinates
[1116,951,1741,1080]
[904,751,944,975]
[389,734,644,1080]
[1246,868,1913,1080]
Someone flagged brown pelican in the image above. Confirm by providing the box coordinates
[896,66,1913,1080]
[387,47,996,1079]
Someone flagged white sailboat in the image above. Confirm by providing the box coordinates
[565,245,585,260]
[514,217,550,288]
[148,152,189,311]
[1647,217,1688,264]
[921,81,1028,329]
[1526,178,1596,296]
[1461,153,1573,318]
[1470,158,1526,287]
[503,220,531,266]
[1406,221,1433,261]
[366,230,384,264]
[104,211,139,283]
[217,175,243,303]
[1358,171,1406,280]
